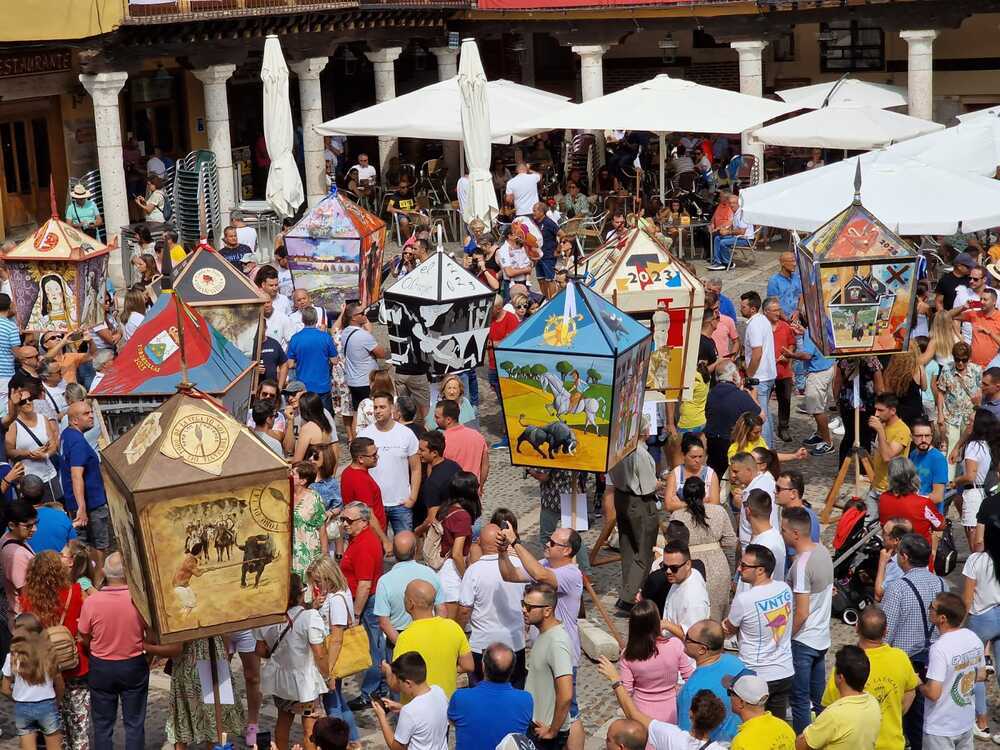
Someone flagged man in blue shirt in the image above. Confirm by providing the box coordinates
[908,417,947,511]
[705,277,737,322]
[448,642,533,750]
[531,202,560,300]
[676,619,747,742]
[790,323,836,455]
[766,252,804,392]
[286,306,339,414]
[22,474,77,553]
[373,531,444,652]
[61,401,109,550]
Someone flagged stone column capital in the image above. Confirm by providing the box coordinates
[289,57,330,80]
[193,64,237,86]
[900,29,939,45]
[365,47,403,67]
[571,44,612,60]
[731,40,769,58]
[79,72,128,107]
[428,46,459,62]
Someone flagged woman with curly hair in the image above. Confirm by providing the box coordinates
[882,342,927,425]
[19,551,89,750]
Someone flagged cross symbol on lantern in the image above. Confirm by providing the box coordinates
[884,264,909,287]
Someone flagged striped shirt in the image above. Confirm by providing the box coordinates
[0,317,20,379]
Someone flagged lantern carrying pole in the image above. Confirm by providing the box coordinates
[208,637,225,746]
[819,364,875,523]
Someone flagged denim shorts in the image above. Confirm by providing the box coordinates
[15,698,61,736]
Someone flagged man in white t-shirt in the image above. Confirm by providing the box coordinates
[263,299,296,350]
[233,214,258,255]
[496,232,533,288]
[359,392,420,535]
[457,523,528,687]
[661,541,710,639]
[920,591,985,750]
[723,543,794,721]
[373,651,449,750]
[504,163,541,217]
[351,153,377,184]
[729,452,776,545]
[288,288,327,334]
[738,489,785,594]
[740,292,779,448]
[255,265,292,318]
[782,506,834,735]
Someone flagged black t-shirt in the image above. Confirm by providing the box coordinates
[415,458,461,525]
[259,336,287,383]
[404,422,426,442]
[935,272,965,310]
[704,381,759,439]
[641,558,707,613]
[698,335,718,367]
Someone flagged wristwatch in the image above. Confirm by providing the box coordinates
[610,680,622,690]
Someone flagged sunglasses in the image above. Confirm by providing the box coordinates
[663,562,689,573]
[684,633,711,649]
[737,561,763,570]
[521,602,548,611]
[955,357,970,364]
[342,516,362,524]
[545,538,570,548]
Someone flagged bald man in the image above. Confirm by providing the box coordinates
[374,530,445,650]
[606,718,648,750]
[459,523,530,688]
[448,642,534,749]
[289,288,327,334]
[676,619,746,743]
[61,399,111,550]
[394,578,473,698]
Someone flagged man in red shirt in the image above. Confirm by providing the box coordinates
[486,295,520,449]
[340,501,387,709]
[434,400,489,492]
[772,313,798,443]
[340,437,390,553]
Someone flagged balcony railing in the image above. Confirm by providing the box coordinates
[124,0,358,21]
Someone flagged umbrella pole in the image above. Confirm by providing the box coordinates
[659,133,666,204]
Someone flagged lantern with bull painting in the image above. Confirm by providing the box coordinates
[796,169,919,358]
[100,389,292,643]
[495,281,651,473]
[382,244,494,376]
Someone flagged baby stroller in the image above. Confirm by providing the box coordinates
[830,501,883,626]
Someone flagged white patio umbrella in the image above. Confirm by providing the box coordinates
[516,74,798,201]
[751,104,942,150]
[457,39,498,227]
[261,35,304,218]
[740,152,1000,234]
[315,78,570,144]
[957,105,1000,122]
[886,119,1000,178]
[776,77,907,110]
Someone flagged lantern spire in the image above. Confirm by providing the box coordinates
[49,176,57,219]
[159,234,192,391]
[853,160,863,205]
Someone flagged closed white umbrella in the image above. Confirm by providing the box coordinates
[740,153,1000,234]
[777,77,907,110]
[316,78,570,144]
[751,104,942,150]
[261,35,304,218]
[457,39,498,227]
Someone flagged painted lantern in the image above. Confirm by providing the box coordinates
[169,246,267,359]
[283,185,387,311]
[100,390,292,643]
[4,217,112,333]
[382,247,494,376]
[495,281,652,473]
[796,198,919,358]
[585,226,705,402]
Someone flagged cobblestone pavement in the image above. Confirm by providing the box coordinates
[0,244,994,748]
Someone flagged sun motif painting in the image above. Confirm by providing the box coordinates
[796,197,919,358]
[100,391,292,643]
[495,282,651,473]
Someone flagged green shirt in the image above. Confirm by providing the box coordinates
[66,200,100,228]
[525,623,574,732]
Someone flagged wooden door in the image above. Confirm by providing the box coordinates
[0,118,41,231]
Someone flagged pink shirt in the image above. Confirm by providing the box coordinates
[711,314,739,358]
[0,533,33,627]
[618,637,693,724]
[443,424,488,481]
[78,585,146,660]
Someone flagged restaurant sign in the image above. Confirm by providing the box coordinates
[0,51,72,79]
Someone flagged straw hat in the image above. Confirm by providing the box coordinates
[986,260,1000,285]
[70,184,92,200]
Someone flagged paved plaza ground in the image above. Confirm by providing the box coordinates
[0,245,992,748]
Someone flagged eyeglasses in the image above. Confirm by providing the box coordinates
[15,521,37,529]
[545,538,571,548]
[663,561,689,573]
[342,516,362,524]
[684,633,711,649]
[775,485,794,493]
[521,602,548,611]
[737,561,763,570]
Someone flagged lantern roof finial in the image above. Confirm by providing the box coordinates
[853,160,863,205]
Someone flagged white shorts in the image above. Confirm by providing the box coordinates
[962,488,984,527]
[229,628,257,654]
[439,558,462,603]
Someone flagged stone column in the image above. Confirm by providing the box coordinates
[79,71,128,290]
[193,64,237,226]
[900,30,938,121]
[430,46,461,188]
[290,57,330,207]
[731,40,768,179]
[364,47,403,180]
[571,44,612,174]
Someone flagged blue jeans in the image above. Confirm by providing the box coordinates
[712,235,751,266]
[755,378,776,449]
[462,371,480,408]
[791,641,827,734]
[794,335,806,392]
[323,680,359,741]
[385,504,413,534]
[968,607,1000,716]
[89,654,150,750]
[14,698,60,736]
[359,598,387,699]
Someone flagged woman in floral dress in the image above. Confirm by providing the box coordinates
[291,461,328,578]
[936,340,983,473]
[166,636,247,748]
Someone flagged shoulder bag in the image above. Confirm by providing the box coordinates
[327,591,372,679]
[421,518,447,571]
[46,587,79,672]
[262,609,302,659]
[901,576,945,664]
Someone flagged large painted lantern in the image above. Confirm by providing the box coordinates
[170,245,267,359]
[283,185,387,311]
[495,282,652,473]
[586,226,704,402]
[100,390,292,643]
[4,217,112,333]
[796,184,919,358]
[382,247,494,376]
[91,291,256,438]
